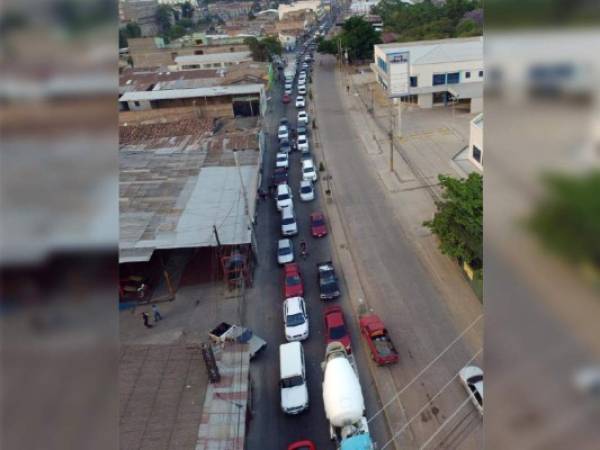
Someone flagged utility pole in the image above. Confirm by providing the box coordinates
[233,150,259,260]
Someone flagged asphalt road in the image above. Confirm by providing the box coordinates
[310,55,483,450]
[244,51,388,450]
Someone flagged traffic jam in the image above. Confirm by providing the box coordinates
[269,35,400,450]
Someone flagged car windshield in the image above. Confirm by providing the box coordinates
[282,218,295,225]
[303,167,313,174]
[301,185,312,193]
[278,246,291,256]
[278,193,290,201]
[468,375,483,384]
[329,324,347,340]
[286,312,305,327]
[286,275,301,285]
[281,145,291,152]
[298,137,307,143]
[321,271,336,284]
[277,155,286,161]
[281,375,304,388]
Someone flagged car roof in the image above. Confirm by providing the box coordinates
[300,179,312,187]
[277,183,290,194]
[284,263,299,274]
[279,341,303,378]
[285,296,304,314]
[278,238,291,248]
[325,307,344,325]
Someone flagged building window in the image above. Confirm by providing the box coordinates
[479,70,484,77]
[432,74,446,85]
[133,101,140,107]
[194,50,204,55]
[465,71,471,79]
[446,72,460,84]
[410,76,418,87]
[472,145,482,163]
[377,57,388,73]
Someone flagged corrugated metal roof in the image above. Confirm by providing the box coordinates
[119,83,264,102]
[174,51,251,65]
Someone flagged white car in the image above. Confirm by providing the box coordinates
[283,297,309,341]
[295,96,305,108]
[301,159,317,182]
[299,180,315,202]
[278,125,289,141]
[276,152,289,169]
[297,110,308,124]
[459,366,484,415]
[297,134,309,153]
[276,183,293,211]
[298,85,307,95]
[284,87,292,95]
[277,238,294,265]
[285,82,292,90]
[281,205,298,236]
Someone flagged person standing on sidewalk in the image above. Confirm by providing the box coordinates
[346,84,350,95]
[152,304,162,322]
[142,312,152,328]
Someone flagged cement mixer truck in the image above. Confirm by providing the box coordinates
[322,342,374,450]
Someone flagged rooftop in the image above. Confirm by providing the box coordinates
[119,119,261,263]
[377,36,483,65]
[119,83,264,102]
[174,51,252,65]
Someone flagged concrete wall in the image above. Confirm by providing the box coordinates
[470,96,483,114]
[409,60,483,91]
[418,94,433,108]
[468,114,483,170]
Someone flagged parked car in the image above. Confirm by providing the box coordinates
[299,180,315,202]
[285,87,292,95]
[276,183,293,211]
[295,96,306,108]
[281,205,298,236]
[280,117,289,127]
[276,152,289,169]
[297,125,308,137]
[302,159,317,182]
[288,440,316,450]
[280,141,292,154]
[278,125,289,141]
[283,296,309,341]
[298,85,307,95]
[297,110,309,124]
[359,313,399,365]
[323,305,351,353]
[282,93,291,104]
[283,263,304,298]
[459,366,484,415]
[278,238,294,265]
[301,153,313,162]
[317,261,340,300]
[297,134,309,153]
[310,211,328,237]
[272,167,288,185]
[285,82,293,90]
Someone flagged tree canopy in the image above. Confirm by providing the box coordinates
[119,22,141,48]
[244,36,282,62]
[373,0,483,41]
[423,173,483,267]
[528,171,600,268]
[317,16,381,62]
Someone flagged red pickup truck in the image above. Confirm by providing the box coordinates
[359,313,399,366]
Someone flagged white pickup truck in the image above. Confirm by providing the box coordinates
[209,322,266,359]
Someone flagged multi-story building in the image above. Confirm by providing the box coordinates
[207,1,254,21]
[278,0,322,20]
[120,0,160,37]
[350,0,380,15]
[372,37,483,112]
[174,51,253,70]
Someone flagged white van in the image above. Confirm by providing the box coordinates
[276,183,293,211]
[279,342,309,414]
[281,205,298,236]
[302,159,318,182]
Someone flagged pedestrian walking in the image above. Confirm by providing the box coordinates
[152,304,162,322]
[142,312,152,328]
[346,84,350,95]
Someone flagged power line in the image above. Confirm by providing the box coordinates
[368,314,483,424]
[418,397,473,450]
[378,348,482,450]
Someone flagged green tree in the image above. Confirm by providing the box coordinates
[456,18,482,37]
[528,172,600,268]
[119,22,142,48]
[244,36,282,62]
[423,173,483,266]
[317,36,338,55]
[156,4,173,35]
[168,24,186,40]
[181,1,194,19]
[340,16,381,62]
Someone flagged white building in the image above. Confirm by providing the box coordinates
[469,113,483,170]
[278,0,321,20]
[350,0,380,15]
[372,37,483,112]
[173,51,252,70]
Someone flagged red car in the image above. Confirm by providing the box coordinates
[282,93,291,104]
[283,263,304,298]
[310,212,328,238]
[288,440,316,450]
[324,305,351,353]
